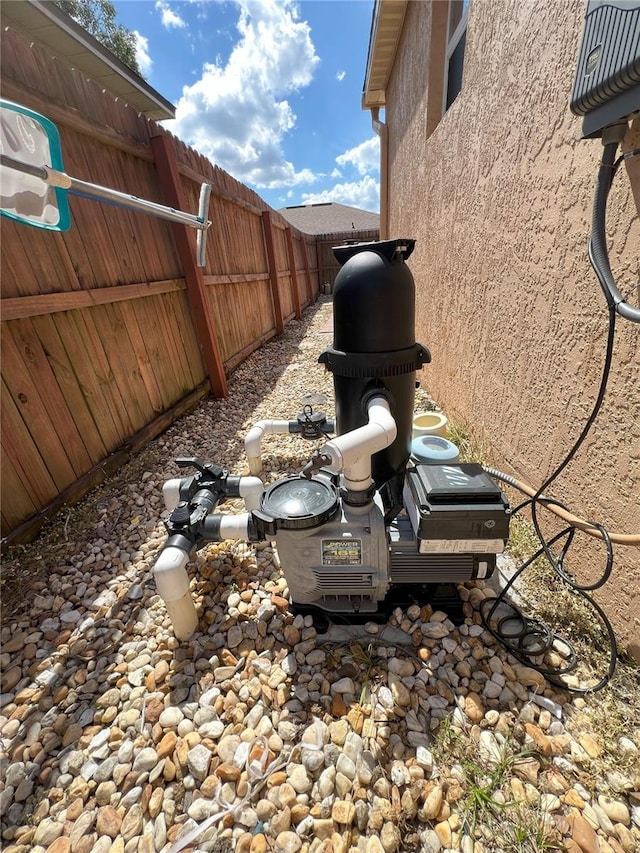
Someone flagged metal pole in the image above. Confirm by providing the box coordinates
[1,154,210,231]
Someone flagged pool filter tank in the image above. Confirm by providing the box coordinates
[153,239,511,638]
[319,239,429,489]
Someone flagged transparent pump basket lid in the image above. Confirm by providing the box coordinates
[262,476,339,530]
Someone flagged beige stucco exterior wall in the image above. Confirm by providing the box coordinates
[384,0,640,656]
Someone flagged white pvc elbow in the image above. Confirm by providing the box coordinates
[319,396,397,492]
[162,478,182,511]
[238,477,264,511]
[245,419,293,475]
[153,546,198,641]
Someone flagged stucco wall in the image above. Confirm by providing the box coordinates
[385,0,640,656]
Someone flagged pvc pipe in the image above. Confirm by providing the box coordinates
[163,476,263,511]
[153,546,198,641]
[320,396,397,492]
[163,478,183,511]
[245,420,294,474]
[238,477,264,511]
[218,512,252,540]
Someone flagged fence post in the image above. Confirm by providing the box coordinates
[284,227,302,319]
[303,238,315,303]
[262,210,284,335]
[149,132,227,398]
[316,237,325,296]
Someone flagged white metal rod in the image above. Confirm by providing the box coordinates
[66,174,210,229]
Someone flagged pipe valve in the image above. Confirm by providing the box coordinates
[296,406,334,440]
[302,450,332,479]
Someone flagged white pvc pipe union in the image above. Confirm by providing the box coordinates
[245,419,293,475]
[320,396,397,492]
[153,546,198,641]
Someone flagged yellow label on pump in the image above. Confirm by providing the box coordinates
[321,539,363,565]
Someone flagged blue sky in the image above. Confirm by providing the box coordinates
[112,0,380,213]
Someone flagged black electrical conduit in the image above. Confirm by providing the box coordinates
[475,142,640,693]
[589,142,640,323]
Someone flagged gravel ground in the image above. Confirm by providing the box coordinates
[1,297,639,853]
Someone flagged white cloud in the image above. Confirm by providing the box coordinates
[336,137,380,176]
[155,1,186,29]
[336,70,346,82]
[169,0,320,189]
[133,31,153,76]
[302,175,380,213]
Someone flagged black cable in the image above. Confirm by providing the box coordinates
[530,300,617,591]
[588,144,640,323]
[478,145,640,693]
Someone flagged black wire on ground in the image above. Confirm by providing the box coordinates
[478,144,640,694]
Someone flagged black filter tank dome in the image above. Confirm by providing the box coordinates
[319,238,430,488]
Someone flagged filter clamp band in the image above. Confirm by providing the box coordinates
[319,343,430,378]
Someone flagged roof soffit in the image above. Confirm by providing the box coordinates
[362,0,408,109]
[1,0,175,120]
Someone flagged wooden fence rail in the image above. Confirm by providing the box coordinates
[0,27,331,545]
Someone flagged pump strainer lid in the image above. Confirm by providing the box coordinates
[262,476,339,530]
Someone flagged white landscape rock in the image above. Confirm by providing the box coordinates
[0,302,637,853]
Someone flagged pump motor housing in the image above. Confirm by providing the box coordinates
[263,463,510,616]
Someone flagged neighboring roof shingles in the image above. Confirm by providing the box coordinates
[1,0,175,120]
[278,202,380,235]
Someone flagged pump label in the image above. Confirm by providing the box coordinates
[322,539,363,565]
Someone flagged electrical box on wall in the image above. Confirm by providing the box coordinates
[570,0,640,138]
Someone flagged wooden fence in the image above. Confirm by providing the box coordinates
[0,26,322,545]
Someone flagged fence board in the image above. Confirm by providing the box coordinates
[29,314,108,465]
[1,222,34,300]
[132,296,178,409]
[1,378,58,508]
[209,279,275,363]
[162,291,204,393]
[1,279,186,321]
[1,332,78,490]
[1,450,38,533]
[170,291,207,390]
[77,309,138,440]
[118,301,166,415]
[97,303,153,433]
[7,317,95,473]
[49,311,125,452]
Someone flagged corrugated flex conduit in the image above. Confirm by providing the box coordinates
[482,467,640,547]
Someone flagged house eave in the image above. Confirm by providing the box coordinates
[362,0,408,110]
[1,0,175,120]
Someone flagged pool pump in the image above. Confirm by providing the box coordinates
[153,239,511,639]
